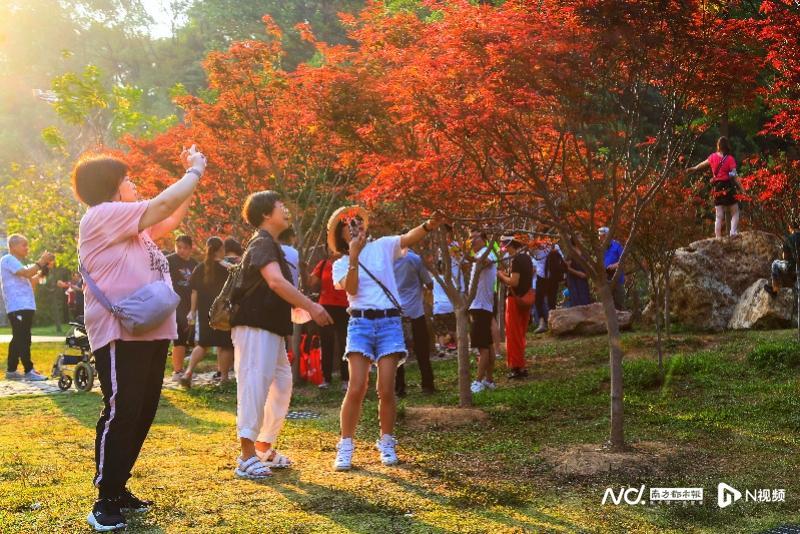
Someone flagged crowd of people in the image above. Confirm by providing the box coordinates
[0,136,797,532]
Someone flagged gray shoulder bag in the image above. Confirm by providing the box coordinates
[80,262,180,336]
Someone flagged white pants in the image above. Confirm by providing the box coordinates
[232,326,293,443]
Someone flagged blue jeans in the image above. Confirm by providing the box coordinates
[345,315,407,364]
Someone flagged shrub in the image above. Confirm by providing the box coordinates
[748,340,800,370]
[623,358,662,390]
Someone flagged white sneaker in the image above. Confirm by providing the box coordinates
[170,371,183,383]
[482,380,497,391]
[470,380,485,394]
[376,434,398,466]
[318,381,330,389]
[24,369,47,382]
[333,438,354,471]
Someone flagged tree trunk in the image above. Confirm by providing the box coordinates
[291,325,302,382]
[630,273,642,324]
[796,262,799,343]
[497,285,506,338]
[649,271,664,379]
[655,300,664,379]
[664,278,671,340]
[599,282,625,451]
[720,109,730,138]
[455,306,473,407]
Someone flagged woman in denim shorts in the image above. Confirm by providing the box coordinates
[328,206,444,470]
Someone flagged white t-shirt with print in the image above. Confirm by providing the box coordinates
[469,247,497,312]
[332,236,403,311]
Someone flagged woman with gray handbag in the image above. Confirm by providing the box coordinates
[73,145,206,532]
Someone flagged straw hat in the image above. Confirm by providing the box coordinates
[326,205,370,254]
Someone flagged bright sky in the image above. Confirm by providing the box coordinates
[141,0,186,39]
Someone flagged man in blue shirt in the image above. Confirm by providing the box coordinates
[393,248,435,396]
[599,227,626,310]
[1,234,53,380]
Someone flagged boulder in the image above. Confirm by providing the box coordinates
[728,278,795,330]
[548,302,633,336]
[666,231,782,331]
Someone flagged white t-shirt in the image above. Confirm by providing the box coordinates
[0,254,36,313]
[280,245,300,287]
[432,257,464,315]
[531,246,549,280]
[332,236,403,310]
[469,247,497,312]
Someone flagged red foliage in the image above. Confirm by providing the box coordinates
[757,1,800,142]
[123,17,361,251]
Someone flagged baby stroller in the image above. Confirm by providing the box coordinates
[51,320,96,392]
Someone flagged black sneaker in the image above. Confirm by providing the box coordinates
[507,368,529,379]
[87,498,126,532]
[119,487,153,512]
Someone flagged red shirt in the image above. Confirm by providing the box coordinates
[313,259,349,308]
[707,152,737,182]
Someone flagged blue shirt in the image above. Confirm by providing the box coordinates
[0,254,36,313]
[393,250,432,319]
[603,240,625,285]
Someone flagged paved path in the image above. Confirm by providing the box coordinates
[0,335,64,343]
[0,372,225,398]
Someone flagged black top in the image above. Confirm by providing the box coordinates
[230,229,293,336]
[510,253,533,296]
[167,253,198,312]
[189,261,229,316]
[784,231,800,271]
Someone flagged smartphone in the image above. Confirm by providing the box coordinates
[349,218,360,240]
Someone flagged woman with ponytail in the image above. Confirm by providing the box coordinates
[690,136,743,238]
[181,236,234,387]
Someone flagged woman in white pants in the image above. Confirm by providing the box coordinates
[229,191,332,480]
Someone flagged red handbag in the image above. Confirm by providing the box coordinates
[299,334,324,385]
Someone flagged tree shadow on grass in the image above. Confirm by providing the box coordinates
[353,468,585,533]
[48,390,227,435]
[270,476,456,533]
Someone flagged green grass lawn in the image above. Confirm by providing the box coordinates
[0,324,67,337]
[1,329,799,533]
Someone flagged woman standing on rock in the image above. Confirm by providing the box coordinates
[689,136,743,238]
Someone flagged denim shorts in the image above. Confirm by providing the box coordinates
[345,315,407,364]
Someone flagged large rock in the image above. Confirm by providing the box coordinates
[666,231,782,331]
[728,278,795,330]
[548,302,632,336]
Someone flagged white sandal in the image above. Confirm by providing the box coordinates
[234,456,272,479]
[257,448,292,469]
